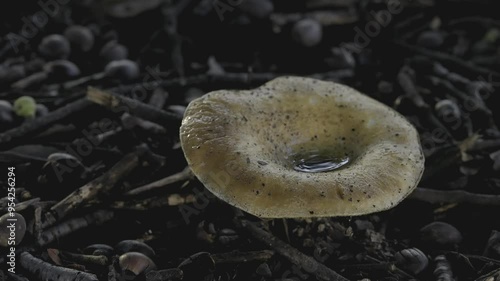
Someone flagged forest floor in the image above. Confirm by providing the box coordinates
[1,0,500,280]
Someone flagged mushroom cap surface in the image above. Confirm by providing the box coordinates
[180,76,424,218]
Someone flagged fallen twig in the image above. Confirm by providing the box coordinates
[87,87,182,124]
[467,139,500,152]
[47,150,144,225]
[398,66,453,139]
[211,250,275,264]
[111,194,196,210]
[20,252,99,281]
[0,99,91,149]
[237,219,349,281]
[38,210,114,246]
[409,187,500,206]
[146,268,184,281]
[59,250,109,267]
[395,40,500,80]
[125,166,193,196]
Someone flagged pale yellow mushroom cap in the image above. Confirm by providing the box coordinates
[180,76,424,218]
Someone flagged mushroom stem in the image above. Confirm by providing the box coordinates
[237,219,349,281]
[409,187,500,206]
[125,166,193,196]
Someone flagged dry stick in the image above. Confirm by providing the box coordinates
[467,139,500,152]
[38,210,114,246]
[398,67,453,139]
[394,40,500,80]
[0,98,91,149]
[87,87,182,123]
[364,255,415,280]
[125,166,193,196]
[211,250,275,264]
[60,251,109,267]
[20,252,99,281]
[475,267,500,281]
[447,17,500,28]
[146,268,184,281]
[111,194,196,210]
[409,187,500,206]
[239,220,349,281]
[110,70,351,95]
[46,150,143,226]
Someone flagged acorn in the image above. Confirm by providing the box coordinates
[99,40,129,63]
[256,263,272,277]
[104,59,139,81]
[38,34,71,59]
[419,222,463,250]
[291,18,323,47]
[64,25,95,52]
[35,104,49,117]
[44,60,81,80]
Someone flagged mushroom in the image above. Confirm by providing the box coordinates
[180,76,424,218]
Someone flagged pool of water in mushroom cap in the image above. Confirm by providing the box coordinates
[232,87,403,172]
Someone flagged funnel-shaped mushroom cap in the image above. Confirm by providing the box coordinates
[180,77,424,218]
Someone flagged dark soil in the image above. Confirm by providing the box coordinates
[1,0,500,281]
